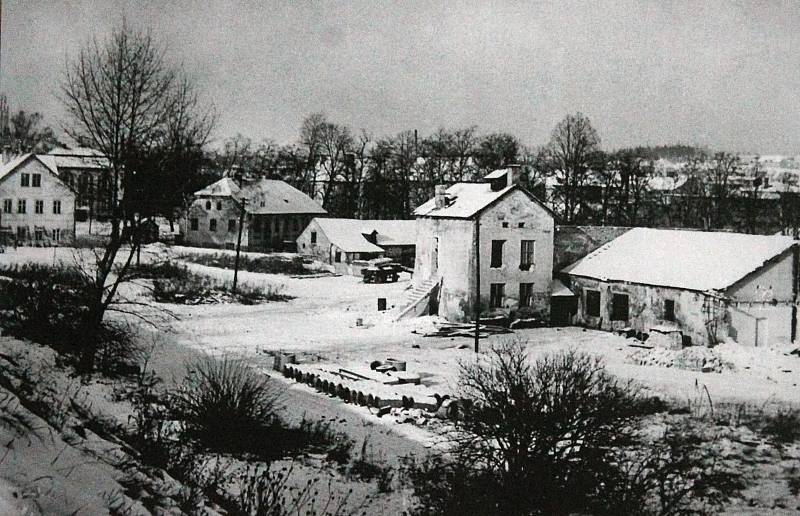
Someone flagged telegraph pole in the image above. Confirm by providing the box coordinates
[474,215,480,353]
[232,198,247,294]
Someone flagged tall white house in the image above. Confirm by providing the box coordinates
[0,154,75,245]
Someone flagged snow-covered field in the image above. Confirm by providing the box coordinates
[5,244,800,412]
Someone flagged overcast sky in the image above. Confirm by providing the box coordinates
[1,0,799,153]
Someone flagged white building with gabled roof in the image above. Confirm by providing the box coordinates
[562,228,799,347]
[0,154,75,245]
[404,166,555,322]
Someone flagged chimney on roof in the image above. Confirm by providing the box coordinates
[434,184,447,209]
[507,164,522,187]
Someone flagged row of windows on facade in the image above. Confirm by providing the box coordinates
[584,289,676,323]
[11,227,66,241]
[490,239,536,268]
[488,282,537,309]
[2,199,62,214]
[189,217,307,234]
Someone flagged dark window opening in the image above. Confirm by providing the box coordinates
[664,299,675,322]
[34,200,43,214]
[190,218,198,231]
[586,290,601,317]
[334,250,342,263]
[518,222,525,228]
[490,240,505,268]
[209,219,217,232]
[502,222,509,228]
[228,219,236,232]
[20,173,29,187]
[490,283,505,308]
[216,201,222,210]
[520,240,535,269]
[205,200,211,210]
[519,283,534,308]
[311,231,317,244]
[32,174,41,187]
[611,293,629,321]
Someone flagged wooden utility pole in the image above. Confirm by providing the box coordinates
[232,199,247,294]
[474,215,481,353]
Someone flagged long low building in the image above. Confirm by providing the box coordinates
[562,228,798,347]
[296,218,416,275]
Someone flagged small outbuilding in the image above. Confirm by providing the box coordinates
[296,218,416,275]
[562,228,799,347]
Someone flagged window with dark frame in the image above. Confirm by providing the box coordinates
[53,200,61,214]
[2,199,11,213]
[664,299,676,322]
[311,231,317,244]
[209,219,217,232]
[17,199,26,214]
[490,283,505,308]
[519,282,534,307]
[335,250,342,263]
[611,293,629,321]
[520,240,535,269]
[34,200,43,214]
[490,240,505,267]
[586,289,601,317]
[205,200,211,210]
[20,173,29,187]
[32,174,41,187]
[217,201,222,210]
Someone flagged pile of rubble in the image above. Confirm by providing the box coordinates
[170,290,240,305]
[628,345,733,373]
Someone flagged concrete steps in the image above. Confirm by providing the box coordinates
[395,276,440,321]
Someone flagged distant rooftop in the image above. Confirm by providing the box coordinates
[312,218,416,253]
[194,177,326,216]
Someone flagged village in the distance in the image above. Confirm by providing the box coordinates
[3,4,800,516]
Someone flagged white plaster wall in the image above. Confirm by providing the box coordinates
[0,158,75,243]
[183,197,248,249]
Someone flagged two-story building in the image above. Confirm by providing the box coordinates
[0,154,75,245]
[405,166,555,321]
[47,147,112,219]
[182,177,327,251]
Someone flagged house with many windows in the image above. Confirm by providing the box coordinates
[182,177,326,251]
[404,166,555,321]
[0,154,75,245]
[562,228,799,347]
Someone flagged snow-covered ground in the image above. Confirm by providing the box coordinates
[5,245,800,413]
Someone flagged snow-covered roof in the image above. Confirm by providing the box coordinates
[313,218,385,253]
[414,182,513,218]
[47,147,110,170]
[194,177,241,197]
[563,228,796,292]
[243,179,327,215]
[0,154,60,184]
[368,220,416,246]
[193,178,326,215]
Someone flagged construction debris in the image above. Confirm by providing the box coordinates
[420,321,512,339]
[628,346,733,373]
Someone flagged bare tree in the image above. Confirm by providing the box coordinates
[60,20,213,368]
[8,110,58,153]
[537,113,601,223]
[707,152,740,229]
